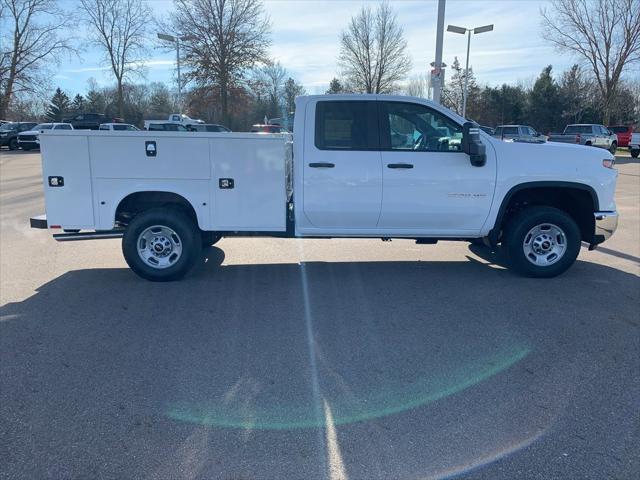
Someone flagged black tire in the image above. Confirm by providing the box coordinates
[609,142,617,155]
[122,207,202,281]
[504,206,581,278]
[8,138,17,150]
[201,231,222,247]
[631,149,639,158]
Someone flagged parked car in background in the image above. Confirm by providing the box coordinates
[144,122,189,132]
[99,123,139,131]
[63,113,122,130]
[0,122,38,150]
[250,124,289,133]
[607,125,634,148]
[494,125,546,143]
[144,114,204,131]
[629,130,639,158]
[188,123,231,133]
[18,123,73,150]
[548,124,618,154]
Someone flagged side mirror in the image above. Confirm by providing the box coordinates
[462,121,487,167]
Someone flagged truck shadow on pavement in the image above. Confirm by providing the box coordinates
[1,252,639,480]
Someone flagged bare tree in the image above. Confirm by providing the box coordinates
[79,0,151,119]
[170,0,271,125]
[338,1,412,94]
[404,74,429,98]
[0,0,74,118]
[541,0,640,124]
[254,61,286,116]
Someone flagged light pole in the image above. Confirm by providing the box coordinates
[432,0,447,104]
[157,33,194,114]
[446,23,493,117]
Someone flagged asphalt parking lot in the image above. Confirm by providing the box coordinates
[1,150,639,480]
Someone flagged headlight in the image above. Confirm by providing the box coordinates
[602,158,615,169]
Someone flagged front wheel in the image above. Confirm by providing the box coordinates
[8,138,18,150]
[122,207,202,281]
[631,149,639,158]
[504,206,581,278]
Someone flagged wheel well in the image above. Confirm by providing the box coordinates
[115,191,198,226]
[494,186,595,243]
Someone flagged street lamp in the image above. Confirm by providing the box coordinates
[157,32,195,114]
[446,23,494,118]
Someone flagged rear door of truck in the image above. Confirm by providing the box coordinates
[302,99,382,229]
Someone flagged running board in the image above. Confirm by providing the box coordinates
[53,230,124,242]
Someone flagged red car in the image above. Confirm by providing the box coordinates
[608,125,634,147]
[250,124,289,133]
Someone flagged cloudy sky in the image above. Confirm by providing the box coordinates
[53,0,578,96]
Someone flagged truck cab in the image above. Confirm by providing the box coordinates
[31,94,619,281]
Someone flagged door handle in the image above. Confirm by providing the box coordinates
[387,163,414,169]
[309,162,335,168]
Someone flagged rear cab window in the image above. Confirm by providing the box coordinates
[564,125,593,134]
[314,101,378,150]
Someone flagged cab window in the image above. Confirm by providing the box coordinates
[379,102,462,152]
[315,101,378,150]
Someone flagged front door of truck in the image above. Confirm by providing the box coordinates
[377,101,496,235]
[302,100,382,229]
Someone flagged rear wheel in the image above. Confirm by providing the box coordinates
[122,207,202,281]
[631,149,639,158]
[609,142,617,155]
[504,206,581,278]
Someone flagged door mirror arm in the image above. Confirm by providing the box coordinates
[462,121,487,167]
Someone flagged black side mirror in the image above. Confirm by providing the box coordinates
[462,122,486,167]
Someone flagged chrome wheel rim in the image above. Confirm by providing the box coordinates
[523,223,567,266]
[137,225,183,269]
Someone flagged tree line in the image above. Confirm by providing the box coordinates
[1,0,639,130]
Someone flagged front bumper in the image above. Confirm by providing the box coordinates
[18,140,39,149]
[589,211,618,249]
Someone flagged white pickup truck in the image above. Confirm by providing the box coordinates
[30,94,619,281]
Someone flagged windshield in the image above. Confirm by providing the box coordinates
[0,123,18,131]
[33,124,53,130]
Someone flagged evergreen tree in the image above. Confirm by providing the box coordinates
[71,94,86,114]
[283,77,305,114]
[528,66,563,134]
[46,88,71,121]
[85,79,107,114]
[326,78,345,94]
